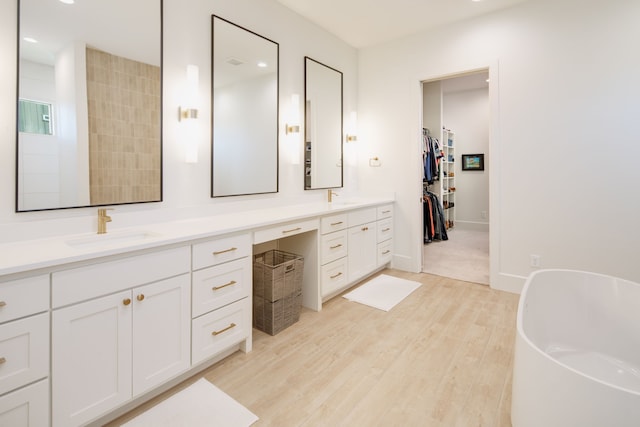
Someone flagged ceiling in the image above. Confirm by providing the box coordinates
[275,0,529,48]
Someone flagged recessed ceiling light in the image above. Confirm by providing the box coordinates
[59,0,75,4]
[23,37,38,43]
[257,62,267,68]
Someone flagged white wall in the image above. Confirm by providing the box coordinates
[0,0,357,242]
[358,0,640,292]
[443,88,489,229]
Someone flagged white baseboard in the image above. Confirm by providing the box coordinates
[492,272,526,294]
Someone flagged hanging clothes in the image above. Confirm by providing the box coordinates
[422,128,443,185]
[423,190,448,243]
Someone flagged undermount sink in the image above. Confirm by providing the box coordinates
[65,230,160,249]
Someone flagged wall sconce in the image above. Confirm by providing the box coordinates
[346,111,358,142]
[178,64,199,122]
[286,94,301,135]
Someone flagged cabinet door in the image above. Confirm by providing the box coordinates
[348,221,378,283]
[0,379,48,427]
[132,274,190,397]
[52,291,132,427]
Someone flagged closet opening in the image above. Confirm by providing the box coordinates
[421,70,490,285]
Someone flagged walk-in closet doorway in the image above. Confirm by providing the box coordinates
[421,69,492,285]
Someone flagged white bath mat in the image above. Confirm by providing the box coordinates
[343,274,422,311]
[121,378,258,427]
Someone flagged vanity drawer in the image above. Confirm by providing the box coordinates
[320,214,347,234]
[321,258,348,298]
[348,208,377,227]
[377,218,393,243]
[191,298,250,365]
[0,275,49,324]
[0,313,49,396]
[192,258,251,318]
[377,240,393,267]
[192,233,251,271]
[377,204,393,220]
[52,246,190,308]
[0,378,49,427]
[320,230,348,265]
[253,218,318,245]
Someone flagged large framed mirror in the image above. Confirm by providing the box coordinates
[304,57,343,190]
[212,16,278,197]
[16,0,163,212]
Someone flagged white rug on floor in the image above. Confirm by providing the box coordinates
[121,378,258,427]
[343,274,421,311]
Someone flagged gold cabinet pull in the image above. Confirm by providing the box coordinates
[330,272,343,279]
[382,250,391,255]
[382,210,391,214]
[136,294,145,302]
[0,357,6,364]
[330,244,343,250]
[0,301,6,308]
[123,298,131,306]
[361,226,369,231]
[330,221,343,226]
[213,247,237,256]
[212,323,236,336]
[382,228,391,232]
[282,227,302,234]
[212,280,236,291]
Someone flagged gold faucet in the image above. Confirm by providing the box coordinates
[327,189,338,203]
[97,208,113,234]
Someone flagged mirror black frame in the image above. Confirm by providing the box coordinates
[15,0,163,212]
[211,15,279,198]
[304,56,343,190]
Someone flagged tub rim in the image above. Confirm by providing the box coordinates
[517,268,640,397]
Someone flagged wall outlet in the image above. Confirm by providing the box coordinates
[530,254,541,268]
[481,211,487,219]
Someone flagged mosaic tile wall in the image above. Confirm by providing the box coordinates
[86,47,161,205]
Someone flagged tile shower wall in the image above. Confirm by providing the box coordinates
[86,47,161,205]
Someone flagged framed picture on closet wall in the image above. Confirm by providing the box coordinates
[462,154,484,171]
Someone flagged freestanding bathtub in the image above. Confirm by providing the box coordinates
[511,269,640,427]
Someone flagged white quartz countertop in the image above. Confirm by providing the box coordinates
[0,197,393,277]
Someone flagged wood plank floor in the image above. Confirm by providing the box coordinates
[107,269,520,427]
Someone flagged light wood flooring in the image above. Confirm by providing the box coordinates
[108,269,519,427]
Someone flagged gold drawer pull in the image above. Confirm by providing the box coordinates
[330,244,343,249]
[213,280,236,291]
[213,247,237,256]
[330,221,343,226]
[361,226,369,231]
[0,301,6,308]
[137,294,145,302]
[123,298,131,306]
[282,227,302,234]
[382,210,391,214]
[382,228,391,232]
[0,357,6,364]
[382,250,391,255]
[212,323,236,336]
[330,272,343,279]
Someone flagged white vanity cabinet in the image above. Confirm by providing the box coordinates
[0,275,50,427]
[191,233,252,366]
[320,214,349,298]
[376,204,394,266]
[347,208,378,283]
[51,247,191,427]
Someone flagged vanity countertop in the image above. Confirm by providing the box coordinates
[0,197,393,277]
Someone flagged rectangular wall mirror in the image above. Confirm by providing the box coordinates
[212,16,279,197]
[16,0,163,212]
[304,57,343,190]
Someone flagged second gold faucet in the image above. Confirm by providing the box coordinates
[97,208,113,234]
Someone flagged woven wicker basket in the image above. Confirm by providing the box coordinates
[253,250,304,335]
